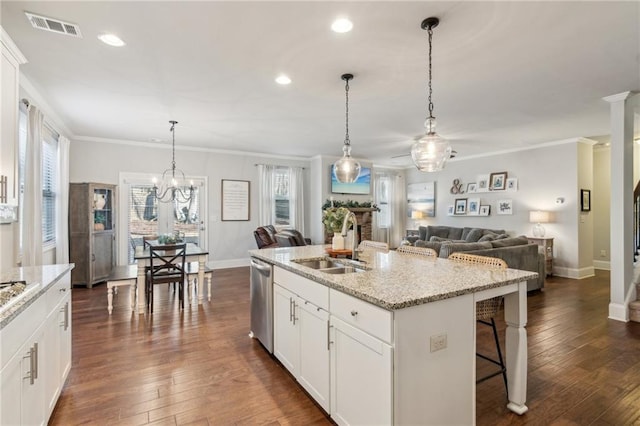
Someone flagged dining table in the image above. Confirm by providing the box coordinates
[133,242,210,314]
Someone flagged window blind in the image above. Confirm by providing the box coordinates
[42,124,59,244]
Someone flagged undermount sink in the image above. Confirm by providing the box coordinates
[293,258,365,274]
[320,266,364,274]
[295,259,343,270]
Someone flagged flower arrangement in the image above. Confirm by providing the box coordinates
[322,207,352,233]
[158,231,184,244]
[321,198,380,212]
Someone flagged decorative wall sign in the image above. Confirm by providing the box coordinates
[407,181,436,218]
[496,199,513,215]
[450,179,464,194]
[221,179,250,221]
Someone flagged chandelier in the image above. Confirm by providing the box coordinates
[152,120,194,203]
[411,17,452,172]
[333,73,361,183]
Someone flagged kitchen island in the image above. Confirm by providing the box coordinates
[249,245,536,425]
[0,264,74,425]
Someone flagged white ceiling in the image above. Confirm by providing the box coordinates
[2,1,639,167]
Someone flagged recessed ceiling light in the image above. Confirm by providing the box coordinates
[98,33,125,47]
[275,75,292,85]
[331,18,353,33]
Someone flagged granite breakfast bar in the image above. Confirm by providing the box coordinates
[249,245,537,425]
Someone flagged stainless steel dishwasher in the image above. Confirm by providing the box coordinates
[249,257,274,353]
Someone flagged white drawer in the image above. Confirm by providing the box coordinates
[47,274,71,312]
[274,267,329,310]
[330,289,393,344]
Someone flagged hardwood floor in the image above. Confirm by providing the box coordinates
[50,269,640,425]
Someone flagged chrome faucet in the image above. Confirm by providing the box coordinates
[341,211,358,261]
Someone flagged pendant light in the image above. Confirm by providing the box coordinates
[333,73,361,183]
[411,17,452,172]
[152,120,195,203]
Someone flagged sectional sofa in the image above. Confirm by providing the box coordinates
[414,225,545,291]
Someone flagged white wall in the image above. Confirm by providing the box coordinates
[404,141,586,277]
[577,140,595,277]
[69,140,310,268]
[593,146,611,268]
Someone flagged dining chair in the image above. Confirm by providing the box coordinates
[447,252,509,397]
[357,240,389,252]
[146,243,186,313]
[185,262,214,302]
[396,245,437,258]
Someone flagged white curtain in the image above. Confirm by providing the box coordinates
[257,164,276,225]
[372,171,406,248]
[56,135,70,263]
[22,105,44,266]
[289,167,305,235]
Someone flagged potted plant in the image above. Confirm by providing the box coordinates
[323,207,354,250]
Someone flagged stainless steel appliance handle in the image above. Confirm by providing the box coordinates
[250,260,272,275]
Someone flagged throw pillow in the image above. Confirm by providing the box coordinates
[430,236,465,242]
[415,240,443,254]
[478,233,497,242]
[465,228,484,242]
[426,225,453,241]
[439,241,493,258]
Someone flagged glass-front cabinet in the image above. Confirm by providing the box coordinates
[69,182,116,288]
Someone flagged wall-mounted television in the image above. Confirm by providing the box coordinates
[331,165,371,195]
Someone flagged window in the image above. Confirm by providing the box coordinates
[274,167,290,226]
[42,125,59,245]
[18,104,27,253]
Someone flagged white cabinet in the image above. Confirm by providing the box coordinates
[0,28,26,206]
[273,268,330,412]
[0,270,73,425]
[329,305,393,425]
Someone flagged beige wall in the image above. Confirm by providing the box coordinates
[577,140,595,275]
[593,147,611,267]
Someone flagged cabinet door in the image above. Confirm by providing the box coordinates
[1,45,19,205]
[273,284,299,375]
[330,316,393,426]
[43,305,61,419]
[0,350,23,425]
[59,296,72,382]
[92,232,114,283]
[298,299,330,412]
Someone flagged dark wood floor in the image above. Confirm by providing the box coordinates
[49,269,640,425]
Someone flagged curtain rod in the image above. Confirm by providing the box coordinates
[254,163,305,170]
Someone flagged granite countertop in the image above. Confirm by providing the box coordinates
[249,245,537,310]
[0,264,75,330]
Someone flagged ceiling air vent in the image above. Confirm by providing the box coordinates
[25,12,82,38]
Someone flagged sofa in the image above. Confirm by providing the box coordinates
[415,225,545,291]
[253,225,279,249]
[275,229,312,247]
[253,226,312,249]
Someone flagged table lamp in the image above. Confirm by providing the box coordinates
[529,210,550,237]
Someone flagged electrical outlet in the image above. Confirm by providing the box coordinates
[430,334,447,353]
[600,250,607,257]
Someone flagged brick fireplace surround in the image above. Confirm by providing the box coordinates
[324,207,377,244]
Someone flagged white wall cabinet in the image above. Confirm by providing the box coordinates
[0,271,73,425]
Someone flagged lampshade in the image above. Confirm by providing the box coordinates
[333,73,361,183]
[529,210,551,237]
[529,211,550,224]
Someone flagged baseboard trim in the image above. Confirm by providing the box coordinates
[210,258,250,269]
[552,266,595,279]
[593,260,611,270]
[609,302,629,322]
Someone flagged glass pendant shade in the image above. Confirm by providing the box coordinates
[334,144,361,183]
[411,118,452,172]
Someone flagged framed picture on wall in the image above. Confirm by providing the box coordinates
[479,205,491,216]
[581,189,591,211]
[489,172,508,191]
[496,199,513,215]
[477,175,490,192]
[454,198,467,215]
[467,198,480,215]
[221,179,250,221]
[506,178,518,191]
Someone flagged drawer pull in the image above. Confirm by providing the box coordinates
[350,310,358,317]
[59,287,67,292]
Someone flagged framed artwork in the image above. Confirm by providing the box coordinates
[454,198,467,215]
[479,205,491,216]
[489,172,507,191]
[407,181,436,218]
[496,199,513,215]
[466,183,477,193]
[581,189,591,211]
[506,178,518,191]
[221,179,250,221]
[447,205,454,216]
[476,174,490,192]
[467,198,480,215]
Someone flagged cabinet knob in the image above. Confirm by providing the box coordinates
[350,310,358,316]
